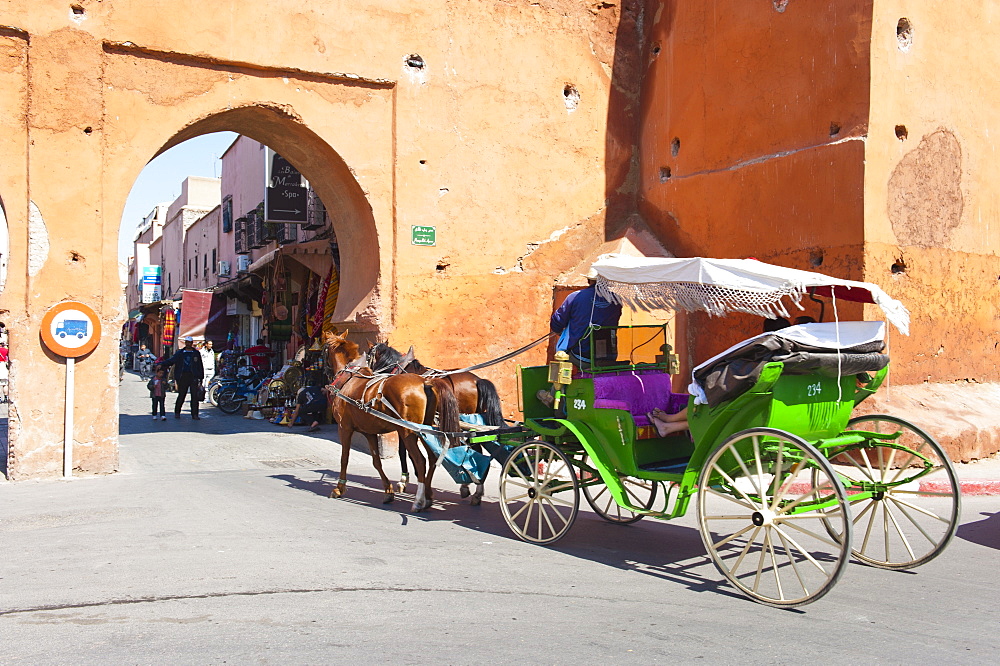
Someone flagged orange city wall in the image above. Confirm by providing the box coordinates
[636,0,873,368]
[0,1,640,479]
[863,2,1000,387]
[636,0,999,387]
[633,0,999,462]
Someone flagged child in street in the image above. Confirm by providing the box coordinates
[148,365,168,421]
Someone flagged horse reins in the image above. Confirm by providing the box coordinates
[395,332,554,378]
[324,333,553,441]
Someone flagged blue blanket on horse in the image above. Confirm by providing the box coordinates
[419,414,492,485]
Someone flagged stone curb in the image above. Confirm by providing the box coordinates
[936,480,1000,496]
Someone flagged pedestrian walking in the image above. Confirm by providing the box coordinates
[199,340,217,382]
[161,336,204,419]
[147,365,168,420]
[136,344,156,380]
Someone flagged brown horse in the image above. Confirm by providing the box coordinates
[366,341,504,505]
[323,331,460,511]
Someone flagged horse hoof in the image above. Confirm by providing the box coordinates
[330,481,347,498]
[396,481,406,493]
[459,485,471,498]
[470,495,482,506]
[383,492,395,504]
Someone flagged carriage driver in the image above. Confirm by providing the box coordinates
[537,267,622,407]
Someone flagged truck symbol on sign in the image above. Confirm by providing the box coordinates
[56,319,88,339]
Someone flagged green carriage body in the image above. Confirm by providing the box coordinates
[515,324,889,520]
[491,258,958,606]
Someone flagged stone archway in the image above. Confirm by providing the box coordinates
[1,4,634,480]
[137,105,383,326]
[4,41,397,479]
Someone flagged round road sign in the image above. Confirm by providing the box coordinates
[40,301,102,358]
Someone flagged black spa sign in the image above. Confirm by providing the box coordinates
[265,148,308,223]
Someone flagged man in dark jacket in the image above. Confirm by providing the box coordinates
[162,336,205,419]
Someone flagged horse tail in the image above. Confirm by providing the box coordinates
[422,383,438,426]
[475,377,505,426]
[427,377,461,435]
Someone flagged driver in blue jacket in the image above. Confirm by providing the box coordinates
[537,268,622,407]
[550,268,622,366]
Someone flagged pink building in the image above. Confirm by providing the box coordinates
[126,203,168,315]
[182,205,221,291]
[161,176,220,300]
[216,136,336,359]
[127,137,334,360]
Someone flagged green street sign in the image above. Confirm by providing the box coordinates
[411,225,436,246]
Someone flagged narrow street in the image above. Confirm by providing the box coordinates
[0,372,998,663]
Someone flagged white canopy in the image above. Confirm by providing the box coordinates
[592,255,910,335]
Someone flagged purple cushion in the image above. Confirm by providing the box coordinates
[591,372,687,421]
[593,398,629,411]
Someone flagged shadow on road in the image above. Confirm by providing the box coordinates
[118,409,334,439]
[956,511,1000,550]
[267,466,747,603]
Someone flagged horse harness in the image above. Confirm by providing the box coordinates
[329,362,406,418]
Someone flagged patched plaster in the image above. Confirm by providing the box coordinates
[27,201,50,278]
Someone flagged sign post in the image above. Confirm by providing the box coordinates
[140,265,162,303]
[64,357,74,478]
[39,301,101,478]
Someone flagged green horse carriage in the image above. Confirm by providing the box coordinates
[471,256,960,607]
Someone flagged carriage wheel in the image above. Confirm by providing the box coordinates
[580,455,657,524]
[697,428,852,608]
[818,415,961,570]
[499,439,579,545]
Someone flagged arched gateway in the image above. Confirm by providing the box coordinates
[1,3,646,480]
[3,41,393,479]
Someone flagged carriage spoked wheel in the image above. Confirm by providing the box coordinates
[815,415,961,570]
[579,455,658,524]
[499,439,579,544]
[697,428,852,608]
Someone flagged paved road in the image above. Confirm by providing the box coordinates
[1,372,998,663]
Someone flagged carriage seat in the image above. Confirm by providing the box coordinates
[588,372,688,436]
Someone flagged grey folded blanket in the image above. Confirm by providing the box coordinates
[694,335,887,408]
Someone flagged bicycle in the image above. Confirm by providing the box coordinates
[214,368,272,414]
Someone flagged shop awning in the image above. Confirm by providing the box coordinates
[247,239,333,275]
[138,300,172,313]
[213,274,264,302]
[177,290,230,341]
[247,249,278,274]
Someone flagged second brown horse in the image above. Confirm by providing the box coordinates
[324,331,461,511]
[366,341,504,505]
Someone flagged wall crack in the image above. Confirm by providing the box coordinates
[670,135,866,181]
